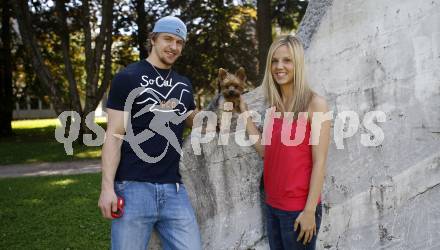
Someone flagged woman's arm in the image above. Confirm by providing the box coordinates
[295,95,331,244]
[240,96,264,158]
[305,95,330,213]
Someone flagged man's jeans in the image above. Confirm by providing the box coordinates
[111,181,202,250]
[265,203,322,250]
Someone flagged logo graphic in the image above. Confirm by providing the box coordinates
[136,81,190,115]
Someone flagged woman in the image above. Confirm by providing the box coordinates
[240,35,330,249]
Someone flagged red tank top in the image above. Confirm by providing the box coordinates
[263,116,321,211]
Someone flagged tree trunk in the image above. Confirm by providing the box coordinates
[93,24,113,110]
[82,0,114,112]
[55,0,82,117]
[82,0,114,139]
[10,0,66,115]
[12,0,115,145]
[0,0,13,136]
[256,0,272,82]
[135,0,148,59]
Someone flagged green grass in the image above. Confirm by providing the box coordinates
[0,173,110,249]
[1,117,192,166]
[0,118,106,165]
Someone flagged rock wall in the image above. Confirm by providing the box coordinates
[179,87,268,250]
[152,1,440,249]
[298,0,440,249]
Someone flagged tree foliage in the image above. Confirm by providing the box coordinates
[7,0,308,128]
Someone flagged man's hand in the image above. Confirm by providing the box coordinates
[185,109,199,128]
[294,210,316,245]
[98,188,118,219]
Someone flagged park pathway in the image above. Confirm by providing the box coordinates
[0,159,101,178]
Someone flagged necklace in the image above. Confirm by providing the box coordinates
[146,59,171,81]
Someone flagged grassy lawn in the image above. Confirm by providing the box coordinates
[0,173,110,249]
[1,118,192,166]
[0,118,106,165]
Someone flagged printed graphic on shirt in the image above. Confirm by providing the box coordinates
[118,73,193,164]
[135,74,192,115]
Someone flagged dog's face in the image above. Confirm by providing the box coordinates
[217,67,247,102]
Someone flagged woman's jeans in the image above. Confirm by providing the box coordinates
[265,203,322,250]
[111,181,202,250]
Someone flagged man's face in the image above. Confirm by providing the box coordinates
[151,33,184,66]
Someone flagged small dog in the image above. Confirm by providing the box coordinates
[217,67,247,113]
[206,67,249,132]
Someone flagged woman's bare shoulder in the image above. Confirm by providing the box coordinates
[309,94,329,113]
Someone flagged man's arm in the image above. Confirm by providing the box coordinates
[98,108,127,219]
[184,109,199,128]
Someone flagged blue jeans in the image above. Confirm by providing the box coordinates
[265,203,322,250]
[111,181,202,250]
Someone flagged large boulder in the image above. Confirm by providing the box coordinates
[152,0,440,249]
[147,87,268,250]
[180,87,268,250]
[299,0,440,249]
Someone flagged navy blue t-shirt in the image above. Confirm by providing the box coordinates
[106,59,196,183]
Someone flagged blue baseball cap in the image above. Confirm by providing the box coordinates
[153,16,187,41]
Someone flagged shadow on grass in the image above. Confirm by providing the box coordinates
[0,173,110,249]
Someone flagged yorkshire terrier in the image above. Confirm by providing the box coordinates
[207,67,249,132]
[217,67,247,112]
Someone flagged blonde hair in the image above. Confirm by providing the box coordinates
[262,35,314,119]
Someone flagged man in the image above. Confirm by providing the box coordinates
[98,16,202,250]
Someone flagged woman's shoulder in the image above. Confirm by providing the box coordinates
[308,94,329,113]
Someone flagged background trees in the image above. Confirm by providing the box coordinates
[0,1,13,136]
[1,0,308,137]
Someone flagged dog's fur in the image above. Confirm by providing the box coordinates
[206,67,248,132]
[217,67,247,112]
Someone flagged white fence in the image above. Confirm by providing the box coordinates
[13,95,107,120]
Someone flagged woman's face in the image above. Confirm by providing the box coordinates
[271,45,294,86]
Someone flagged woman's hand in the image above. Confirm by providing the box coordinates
[239,95,248,113]
[294,210,316,245]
